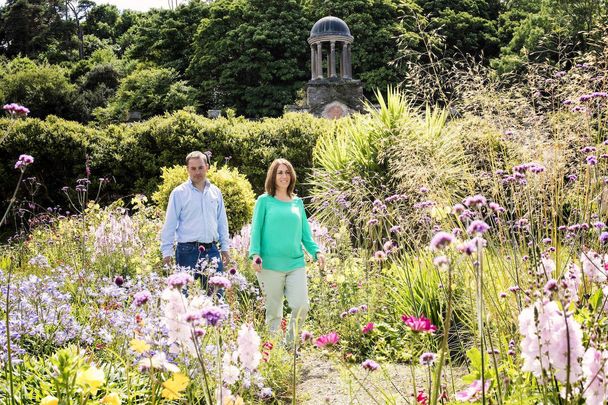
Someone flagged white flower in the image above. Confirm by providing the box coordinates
[580,251,607,282]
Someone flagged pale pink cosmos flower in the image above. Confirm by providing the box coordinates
[401,315,437,333]
[237,323,262,371]
[580,251,607,282]
[519,300,584,384]
[582,347,608,404]
[455,379,491,402]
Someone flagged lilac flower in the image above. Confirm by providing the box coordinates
[580,94,593,102]
[14,154,34,170]
[419,186,429,193]
[457,239,477,256]
[389,225,402,234]
[433,255,449,269]
[592,91,608,98]
[600,232,608,245]
[488,202,505,213]
[593,222,606,229]
[3,103,29,116]
[259,387,273,399]
[367,218,379,226]
[463,195,487,208]
[167,272,194,289]
[419,352,437,366]
[586,155,598,166]
[543,279,558,294]
[467,220,490,235]
[542,238,552,245]
[361,359,379,371]
[562,99,573,105]
[373,250,387,261]
[452,204,465,214]
[581,146,597,153]
[348,307,359,315]
[208,275,232,290]
[201,306,226,326]
[429,232,454,251]
[132,290,151,307]
[301,330,313,342]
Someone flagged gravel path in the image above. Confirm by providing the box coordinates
[296,351,467,404]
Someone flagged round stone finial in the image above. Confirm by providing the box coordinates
[309,16,353,42]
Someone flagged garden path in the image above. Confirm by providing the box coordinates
[296,351,467,404]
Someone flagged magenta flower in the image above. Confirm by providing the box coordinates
[14,154,34,170]
[315,332,340,348]
[362,322,374,334]
[401,315,437,333]
[361,359,379,371]
[114,275,124,287]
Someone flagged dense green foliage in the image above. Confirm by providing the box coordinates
[0,110,331,214]
[2,0,605,119]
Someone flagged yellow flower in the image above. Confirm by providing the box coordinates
[161,372,190,400]
[40,396,59,405]
[100,392,121,405]
[75,364,105,394]
[129,338,150,353]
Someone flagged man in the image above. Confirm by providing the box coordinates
[160,151,230,283]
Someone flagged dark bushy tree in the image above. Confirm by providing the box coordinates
[187,0,312,118]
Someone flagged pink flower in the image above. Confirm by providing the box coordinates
[362,322,374,334]
[401,315,437,333]
[416,390,428,404]
[455,379,491,402]
[315,332,340,348]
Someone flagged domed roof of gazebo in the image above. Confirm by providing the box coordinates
[309,16,352,39]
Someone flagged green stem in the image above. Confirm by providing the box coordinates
[431,262,453,405]
[0,169,25,227]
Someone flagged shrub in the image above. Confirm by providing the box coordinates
[152,164,255,235]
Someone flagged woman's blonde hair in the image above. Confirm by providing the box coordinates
[264,158,297,197]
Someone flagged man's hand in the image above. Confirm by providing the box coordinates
[221,251,231,266]
[252,255,262,273]
[317,253,326,270]
[163,256,172,266]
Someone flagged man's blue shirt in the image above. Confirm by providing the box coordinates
[160,178,230,258]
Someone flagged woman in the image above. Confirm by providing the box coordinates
[249,158,325,347]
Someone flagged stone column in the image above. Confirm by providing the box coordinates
[340,42,346,78]
[316,42,323,79]
[329,41,337,78]
[310,44,316,80]
[345,44,352,79]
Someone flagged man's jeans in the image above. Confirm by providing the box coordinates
[175,242,223,290]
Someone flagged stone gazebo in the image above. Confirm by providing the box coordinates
[300,16,365,118]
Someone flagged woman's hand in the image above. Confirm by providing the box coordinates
[252,255,263,272]
[317,253,325,270]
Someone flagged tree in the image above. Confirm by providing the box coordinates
[187,0,312,118]
[0,0,66,58]
[414,0,501,57]
[0,58,77,119]
[64,0,95,59]
[94,66,197,123]
[125,0,209,74]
